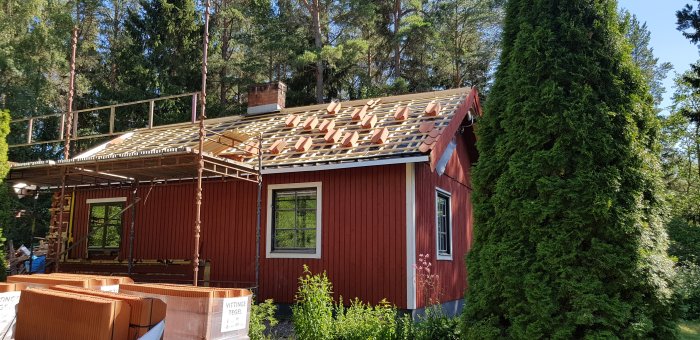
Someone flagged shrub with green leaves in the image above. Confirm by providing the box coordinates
[292,265,335,340]
[248,299,278,340]
[463,0,677,338]
[676,262,700,320]
[334,298,399,340]
[415,307,460,340]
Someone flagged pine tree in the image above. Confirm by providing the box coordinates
[462,0,677,338]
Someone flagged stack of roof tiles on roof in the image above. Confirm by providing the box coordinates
[67,87,474,169]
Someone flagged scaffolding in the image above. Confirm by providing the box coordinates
[5,0,263,288]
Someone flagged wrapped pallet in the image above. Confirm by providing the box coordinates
[48,273,134,292]
[15,288,131,340]
[7,274,92,288]
[120,283,252,340]
[0,283,22,339]
[50,285,166,340]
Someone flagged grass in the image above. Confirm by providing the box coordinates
[680,320,700,340]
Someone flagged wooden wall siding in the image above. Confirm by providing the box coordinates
[70,164,408,308]
[414,132,473,308]
[258,165,407,308]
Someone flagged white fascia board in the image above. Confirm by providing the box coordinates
[261,156,429,175]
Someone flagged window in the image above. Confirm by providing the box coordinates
[267,183,322,259]
[88,202,124,249]
[436,189,452,260]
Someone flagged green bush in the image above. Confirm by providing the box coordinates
[292,265,335,340]
[462,0,677,338]
[676,262,700,320]
[248,298,278,340]
[414,306,460,340]
[334,298,399,339]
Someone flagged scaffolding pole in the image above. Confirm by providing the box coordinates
[193,0,211,286]
[54,26,78,273]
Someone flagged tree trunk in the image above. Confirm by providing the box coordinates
[696,123,700,179]
[393,0,401,78]
[310,1,324,103]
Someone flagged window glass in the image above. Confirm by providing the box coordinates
[437,192,451,256]
[88,202,123,249]
[272,188,318,252]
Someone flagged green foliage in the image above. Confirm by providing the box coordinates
[463,0,677,338]
[676,262,700,320]
[414,307,460,340]
[292,265,335,340]
[334,298,399,340]
[248,299,278,340]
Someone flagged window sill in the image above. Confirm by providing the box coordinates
[267,251,321,259]
[437,254,453,261]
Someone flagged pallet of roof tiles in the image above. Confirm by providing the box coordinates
[7,274,92,288]
[50,285,166,340]
[119,283,252,340]
[0,283,23,339]
[15,287,131,340]
[47,273,134,292]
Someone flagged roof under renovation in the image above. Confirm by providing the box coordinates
[7,87,479,188]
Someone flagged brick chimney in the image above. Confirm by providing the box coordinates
[247,81,287,115]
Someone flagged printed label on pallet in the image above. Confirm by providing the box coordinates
[100,285,119,293]
[220,296,248,332]
[0,292,21,338]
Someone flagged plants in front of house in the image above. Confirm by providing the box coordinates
[249,298,278,340]
[292,257,461,340]
[292,265,335,340]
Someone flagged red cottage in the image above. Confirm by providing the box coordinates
[7,84,482,313]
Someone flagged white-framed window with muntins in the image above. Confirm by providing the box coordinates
[436,188,453,260]
[266,182,322,259]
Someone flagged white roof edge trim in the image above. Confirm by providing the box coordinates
[261,156,429,174]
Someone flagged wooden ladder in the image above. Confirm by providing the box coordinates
[46,192,72,267]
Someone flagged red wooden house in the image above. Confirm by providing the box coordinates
[7,83,482,313]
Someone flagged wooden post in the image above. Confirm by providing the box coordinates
[148,100,154,128]
[109,106,115,134]
[27,118,33,144]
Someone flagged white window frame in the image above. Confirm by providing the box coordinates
[266,182,322,259]
[86,197,127,204]
[86,197,127,250]
[435,188,453,261]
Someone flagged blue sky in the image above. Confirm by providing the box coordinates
[618,0,698,111]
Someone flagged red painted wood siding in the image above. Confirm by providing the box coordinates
[70,165,408,308]
[414,131,473,308]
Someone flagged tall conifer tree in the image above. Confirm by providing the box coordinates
[462,0,677,338]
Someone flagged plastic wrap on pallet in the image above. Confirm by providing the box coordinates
[49,285,166,340]
[119,284,252,340]
[0,288,21,339]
